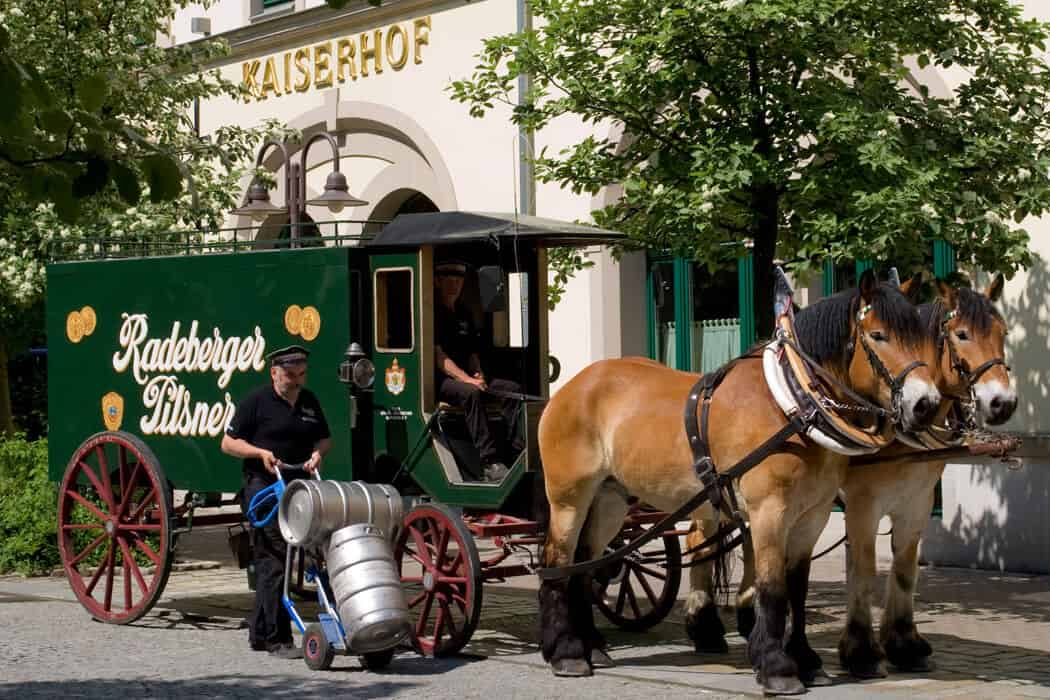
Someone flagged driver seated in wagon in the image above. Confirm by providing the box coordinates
[434,258,524,482]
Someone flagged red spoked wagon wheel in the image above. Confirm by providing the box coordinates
[57,431,173,624]
[394,503,482,657]
[593,529,682,632]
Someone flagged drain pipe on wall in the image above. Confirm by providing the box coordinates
[517,0,535,216]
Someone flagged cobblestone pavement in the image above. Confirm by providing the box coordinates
[3,517,1049,699]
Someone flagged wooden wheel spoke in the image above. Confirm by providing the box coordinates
[116,462,143,517]
[406,590,428,608]
[631,565,659,606]
[415,593,435,637]
[117,538,149,598]
[625,576,642,618]
[118,448,130,500]
[432,599,448,645]
[439,550,464,576]
[66,489,108,522]
[632,561,668,580]
[131,536,162,567]
[76,461,112,511]
[63,523,103,531]
[435,526,451,566]
[94,445,116,511]
[118,523,162,532]
[127,486,158,523]
[439,597,458,637]
[409,527,437,573]
[103,542,117,612]
[404,547,431,570]
[86,542,112,596]
[435,575,468,586]
[70,532,108,567]
[401,576,424,585]
[449,590,470,609]
[615,576,629,615]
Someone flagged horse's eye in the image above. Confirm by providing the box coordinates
[869,330,887,342]
[955,329,970,341]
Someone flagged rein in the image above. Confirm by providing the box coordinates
[849,302,928,426]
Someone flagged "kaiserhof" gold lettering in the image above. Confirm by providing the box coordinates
[241,16,431,102]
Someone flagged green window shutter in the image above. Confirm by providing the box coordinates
[737,251,755,354]
[933,240,957,278]
[673,257,693,371]
[855,259,874,278]
[262,0,289,7]
[822,260,835,298]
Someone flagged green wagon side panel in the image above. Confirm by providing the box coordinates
[47,247,356,492]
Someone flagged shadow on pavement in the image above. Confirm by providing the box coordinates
[0,676,418,699]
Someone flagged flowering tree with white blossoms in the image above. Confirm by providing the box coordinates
[0,1,274,434]
[452,0,1050,334]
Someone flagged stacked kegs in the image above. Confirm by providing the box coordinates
[278,480,410,653]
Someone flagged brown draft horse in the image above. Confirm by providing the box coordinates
[537,271,941,694]
[838,274,1015,677]
[685,275,1015,681]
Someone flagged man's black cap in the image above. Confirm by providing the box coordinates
[267,344,310,366]
[435,258,469,277]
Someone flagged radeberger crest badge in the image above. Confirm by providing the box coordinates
[102,392,124,431]
[385,358,406,396]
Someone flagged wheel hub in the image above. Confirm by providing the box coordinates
[104,520,116,536]
[423,571,435,592]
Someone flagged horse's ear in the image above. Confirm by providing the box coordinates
[985,273,1005,302]
[859,268,878,302]
[934,276,958,310]
[900,271,923,303]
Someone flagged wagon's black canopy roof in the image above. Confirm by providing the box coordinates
[368,211,625,248]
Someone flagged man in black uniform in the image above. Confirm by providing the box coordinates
[434,259,523,482]
[221,345,331,658]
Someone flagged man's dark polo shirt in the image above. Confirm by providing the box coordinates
[435,303,477,377]
[226,385,330,481]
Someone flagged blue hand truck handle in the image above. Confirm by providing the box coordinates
[246,464,321,528]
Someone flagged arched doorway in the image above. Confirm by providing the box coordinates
[364,189,439,234]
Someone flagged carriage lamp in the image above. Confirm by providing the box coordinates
[339,342,375,390]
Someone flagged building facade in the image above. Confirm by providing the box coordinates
[172,0,1050,572]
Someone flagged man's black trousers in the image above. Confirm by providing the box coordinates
[241,474,292,649]
[437,377,524,465]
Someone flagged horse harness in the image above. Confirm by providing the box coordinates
[536,304,927,580]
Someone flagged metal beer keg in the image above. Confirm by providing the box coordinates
[279,480,403,548]
[327,523,411,652]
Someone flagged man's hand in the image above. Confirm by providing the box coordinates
[258,449,281,474]
[304,450,323,474]
[468,372,488,391]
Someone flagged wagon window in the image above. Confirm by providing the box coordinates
[374,268,414,352]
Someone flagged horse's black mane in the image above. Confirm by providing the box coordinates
[919,286,1002,337]
[794,283,924,373]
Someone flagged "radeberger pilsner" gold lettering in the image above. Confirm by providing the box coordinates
[240,16,431,101]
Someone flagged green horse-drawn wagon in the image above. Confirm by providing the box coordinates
[47,212,684,654]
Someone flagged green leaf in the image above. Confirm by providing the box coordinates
[142,153,184,203]
[72,158,110,198]
[110,161,142,206]
[77,74,109,113]
[39,109,72,135]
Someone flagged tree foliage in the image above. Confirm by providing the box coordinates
[451,0,1050,333]
[0,0,276,433]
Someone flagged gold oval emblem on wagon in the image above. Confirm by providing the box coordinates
[66,311,85,344]
[284,304,303,335]
[102,392,124,431]
[300,306,321,341]
[79,306,97,336]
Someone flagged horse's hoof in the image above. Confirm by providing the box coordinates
[590,648,616,668]
[694,637,730,654]
[757,673,806,696]
[800,667,833,687]
[551,658,593,677]
[848,660,887,680]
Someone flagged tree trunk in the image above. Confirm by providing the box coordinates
[0,341,14,436]
[750,184,778,340]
